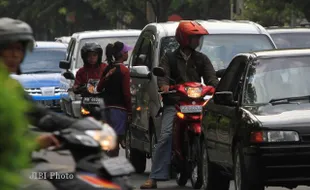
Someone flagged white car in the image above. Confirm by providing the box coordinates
[59,29,141,118]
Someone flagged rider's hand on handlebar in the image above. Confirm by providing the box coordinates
[36,134,61,149]
[160,85,170,92]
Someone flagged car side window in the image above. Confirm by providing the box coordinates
[216,56,247,99]
[132,31,154,70]
[66,39,76,63]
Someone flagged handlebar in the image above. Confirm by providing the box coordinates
[158,90,177,95]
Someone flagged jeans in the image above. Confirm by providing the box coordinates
[150,105,176,180]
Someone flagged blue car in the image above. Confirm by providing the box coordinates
[11,41,68,111]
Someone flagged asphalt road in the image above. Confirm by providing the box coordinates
[34,148,308,190]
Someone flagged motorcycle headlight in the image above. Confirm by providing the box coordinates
[81,107,90,115]
[185,87,202,98]
[85,123,117,151]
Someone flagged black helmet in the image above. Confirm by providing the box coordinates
[81,42,103,65]
[0,17,34,51]
[0,18,35,74]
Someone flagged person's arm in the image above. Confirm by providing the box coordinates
[201,54,219,87]
[96,67,116,92]
[120,65,132,114]
[157,54,170,88]
[73,69,85,94]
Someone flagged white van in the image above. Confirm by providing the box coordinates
[59,29,141,117]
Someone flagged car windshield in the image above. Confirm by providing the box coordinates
[244,56,310,104]
[76,36,139,68]
[160,34,275,71]
[21,48,66,74]
[270,32,310,49]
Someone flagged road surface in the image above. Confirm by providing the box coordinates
[34,148,308,190]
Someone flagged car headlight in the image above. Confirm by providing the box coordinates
[251,131,300,143]
[85,123,117,151]
[185,87,202,98]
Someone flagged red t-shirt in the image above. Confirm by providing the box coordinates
[74,63,107,87]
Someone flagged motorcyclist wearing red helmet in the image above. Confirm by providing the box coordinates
[140,20,219,189]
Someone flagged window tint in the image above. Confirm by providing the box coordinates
[216,56,247,94]
[132,32,155,69]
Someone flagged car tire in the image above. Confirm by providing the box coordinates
[202,141,230,190]
[125,128,146,174]
[233,143,264,190]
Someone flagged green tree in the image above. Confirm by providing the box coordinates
[89,0,230,29]
[0,63,36,190]
[236,0,309,26]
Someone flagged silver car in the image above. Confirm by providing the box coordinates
[126,19,277,174]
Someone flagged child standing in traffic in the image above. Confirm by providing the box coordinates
[96,41,133,157]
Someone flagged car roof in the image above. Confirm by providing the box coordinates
[144,19,269,37]
[34,41,68,49]
[251,48,310,58]
[55,36,71,43]
[267,27,310,34]
[71,29,141,40]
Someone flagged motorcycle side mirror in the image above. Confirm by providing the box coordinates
[152,67,166,77]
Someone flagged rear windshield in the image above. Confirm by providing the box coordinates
[270,32,310,49]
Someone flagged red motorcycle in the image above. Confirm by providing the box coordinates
[153,67,215,189]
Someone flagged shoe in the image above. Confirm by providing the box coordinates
[140,179,157,189]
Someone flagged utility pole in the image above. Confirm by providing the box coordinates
[230,0,234,19]
[146,1,155,23]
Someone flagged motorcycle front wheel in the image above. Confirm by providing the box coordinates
[190,136,203,189]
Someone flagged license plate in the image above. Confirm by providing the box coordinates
[41,87,55,96]
[82,97,104,105]
[101,157,135,176]
[180,105,202,113]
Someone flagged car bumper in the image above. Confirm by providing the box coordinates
[244,144,310,186]
[32,95,62,111]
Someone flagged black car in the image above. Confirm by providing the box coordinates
[202,49,310,190]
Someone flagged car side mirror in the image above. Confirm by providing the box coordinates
[59,60,71,70]
[130,65,151,80]
[213,91,237,106]
[216,69,226,78]
[63,72,75,80]
[152,67,166,77]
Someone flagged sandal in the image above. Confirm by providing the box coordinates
[140,179,157,189]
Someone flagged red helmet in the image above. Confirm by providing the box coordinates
[175,20,208,48]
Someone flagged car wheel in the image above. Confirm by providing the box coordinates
[190,137,203,189]
[125,128,146,174]
[202,141,230,190]
[234,143,264,190]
